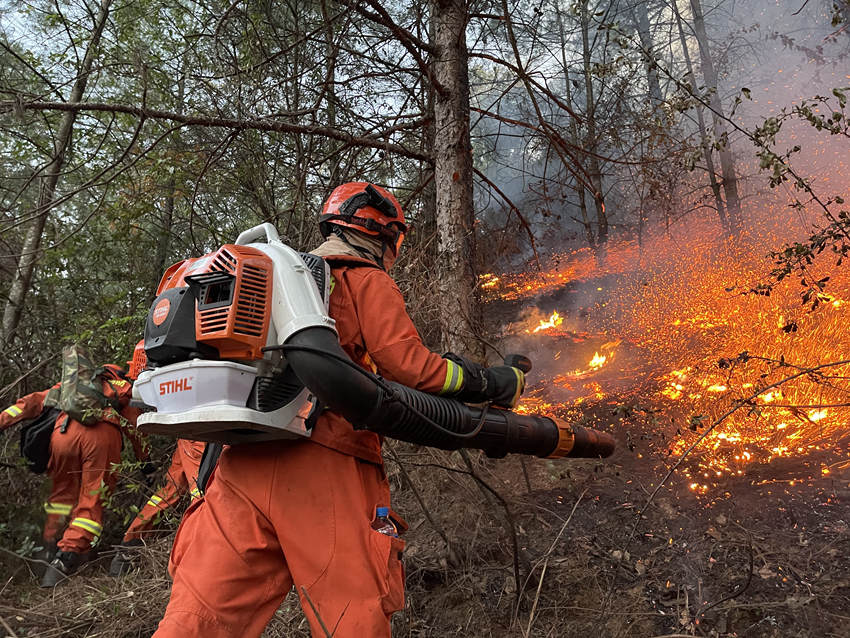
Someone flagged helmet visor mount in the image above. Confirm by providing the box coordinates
[339,184,399,221]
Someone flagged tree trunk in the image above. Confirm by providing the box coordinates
[672,0,730,235]
[689,0,743,234]
[631,1,663,104]
[556,7,595,248]
[431,0,478,355]
[580,2,608,250]
[1,0,113,350]
[151,59,187,296]
[422,18,439,257]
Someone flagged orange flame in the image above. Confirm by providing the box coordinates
[529,311,564,333]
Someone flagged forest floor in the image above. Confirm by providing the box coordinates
[4,417,849,638]
[2,274,850,637]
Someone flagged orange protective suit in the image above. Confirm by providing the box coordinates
[122,439,205,542]
[0,378,145,553]
[154,254,458,638]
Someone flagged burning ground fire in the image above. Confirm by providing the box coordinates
[488,218,850,493]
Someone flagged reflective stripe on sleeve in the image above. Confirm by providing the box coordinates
[190,487,201,500]
[70,517,103,537]
[3,405,22,418]
[439,360,464,395]
[510,367,525,407]
[43,502,73,516]
[146,495,164,508]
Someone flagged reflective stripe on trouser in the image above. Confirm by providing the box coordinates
[153,441,403,638]
[439,360,464,394]
[44,502,73,516]
[70,517,103,539]
[123,440,202,543]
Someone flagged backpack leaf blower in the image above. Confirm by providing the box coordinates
[134,224,615,459]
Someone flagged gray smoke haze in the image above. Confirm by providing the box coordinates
[472,0,849,272]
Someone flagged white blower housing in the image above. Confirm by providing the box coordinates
[134,223,335,443]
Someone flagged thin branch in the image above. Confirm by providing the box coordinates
[600,358,850,620]
[698,534,754,618]
[473,167,542,271]
[0,99,431,162]
[0,354,59,400]
[338,0,445,96]
[299,587,332,638]
[520,488,587,635]
[404,459,523,613]
[386,444,459,566]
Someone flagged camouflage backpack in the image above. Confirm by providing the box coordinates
[44,344,121,425]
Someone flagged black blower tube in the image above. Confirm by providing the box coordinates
[285,327,615,459]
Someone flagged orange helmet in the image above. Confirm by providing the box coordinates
[319,182,407,255]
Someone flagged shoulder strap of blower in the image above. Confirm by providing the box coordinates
[196,442,223,493]
[306,252,381,301]
[292,252,381,429]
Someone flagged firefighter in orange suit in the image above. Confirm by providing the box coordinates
[0,364,147,587]
[110,438,206,575]
[153,182,525,638]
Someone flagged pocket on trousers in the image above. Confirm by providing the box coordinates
[371,531,406,615]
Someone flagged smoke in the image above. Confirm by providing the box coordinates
[709,0,849,208]
[472,0,849,279]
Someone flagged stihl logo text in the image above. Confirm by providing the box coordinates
[159,378,193,395]
[152,298,171,326]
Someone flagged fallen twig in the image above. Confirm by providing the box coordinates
[520,488,588,637]
[0,614,19,637]
[698,533,754,619]
[300,587,332,638]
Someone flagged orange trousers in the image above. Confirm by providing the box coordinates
[123,440,204,542]
[153,440,405,638]
[46,419,122,553]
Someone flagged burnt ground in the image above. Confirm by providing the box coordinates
[2,274,850,637]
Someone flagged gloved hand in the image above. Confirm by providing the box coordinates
[140,460,157,486]
[483,365,526,409]
[443,353,526,409]
[140,460,156,475]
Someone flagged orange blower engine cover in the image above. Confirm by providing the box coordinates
[128,339,147,380]
[153,245,274,361]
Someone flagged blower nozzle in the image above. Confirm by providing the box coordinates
[285,328,616,460]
